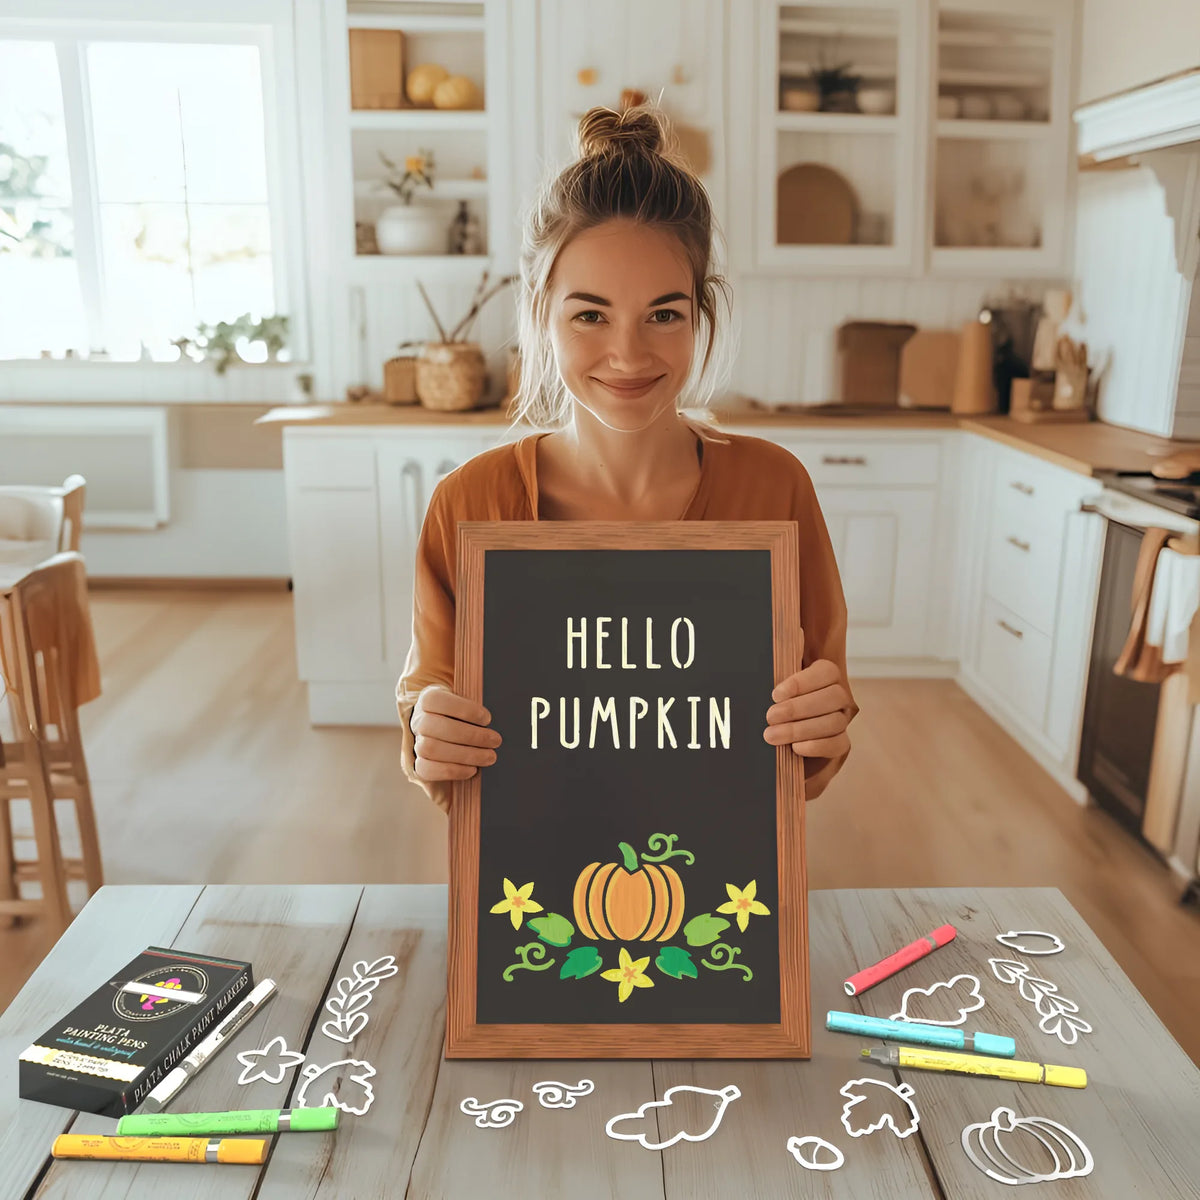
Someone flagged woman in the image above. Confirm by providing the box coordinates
[397,105,856,811]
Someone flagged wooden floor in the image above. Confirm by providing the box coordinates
[3,589,1199,1064]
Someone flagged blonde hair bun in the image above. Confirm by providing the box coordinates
[576,106,665,159]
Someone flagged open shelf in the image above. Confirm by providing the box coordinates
[346,13,485,33]
[349,110,487,132]
[937,118,1051,138]
[354,178,488,200]
[775,112,898,133]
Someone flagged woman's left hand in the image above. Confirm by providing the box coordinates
[763,630,852,760]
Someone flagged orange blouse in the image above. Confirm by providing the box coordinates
[396,427,858,811]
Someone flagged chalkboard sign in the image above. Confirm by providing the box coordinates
[447,522,808,1059]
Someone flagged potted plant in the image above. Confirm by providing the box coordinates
[397,269,515,410]
[374,149,444,255]
[811,50,861,113]
[192,313,289,373]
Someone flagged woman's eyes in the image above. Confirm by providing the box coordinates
[572,310,684,325]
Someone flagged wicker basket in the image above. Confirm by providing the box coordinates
[416,342,487,411]
[383,355,418,404]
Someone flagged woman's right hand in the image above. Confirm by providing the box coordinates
[411,685,502,782]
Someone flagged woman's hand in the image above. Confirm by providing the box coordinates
[412,685,502,783]
[763,631,852,762]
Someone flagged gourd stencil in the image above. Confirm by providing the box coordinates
[605,1084,742,1149]
[488,833,773,1003]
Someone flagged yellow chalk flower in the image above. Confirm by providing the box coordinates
[716,880,771,933]
[601,947,655,1003]
[489,878,543,930]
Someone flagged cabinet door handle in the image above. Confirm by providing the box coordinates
[997,619,1024,640]
[1006,535,1031,552]
[822,455,868,466]
[401,460,423,546]
[1009,481,1035,496]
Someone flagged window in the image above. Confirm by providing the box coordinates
[0,33,280,362]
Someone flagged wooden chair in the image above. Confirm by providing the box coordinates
[0,553,103,932]
[0,475,86,559]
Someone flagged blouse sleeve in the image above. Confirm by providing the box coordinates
[790,461,858,799]
[396,483,458,813]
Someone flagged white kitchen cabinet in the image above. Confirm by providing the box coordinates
[378,433,499,679]
[284,433,388,723]
[285,422,956,724]
[751,430,950,662]
[285,426,502,724]
[819,486,939,658]
[956,436,1104,796]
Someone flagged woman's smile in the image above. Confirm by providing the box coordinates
[593,375,665,399]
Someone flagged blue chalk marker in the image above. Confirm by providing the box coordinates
[826,1010,1016,1058]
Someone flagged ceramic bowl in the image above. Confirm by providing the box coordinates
[991,92,1027,120]
[781,86,820,112]
[856,87,895,115]
[937,94,961,119]
[960,94,994,120]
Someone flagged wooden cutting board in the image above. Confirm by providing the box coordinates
[776,163,858,245]
[898,330,961,409]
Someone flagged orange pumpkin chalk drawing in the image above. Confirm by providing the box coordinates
[490,833,773,1002]
[573,842,685,942]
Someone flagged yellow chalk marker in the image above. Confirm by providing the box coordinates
[862,1046,1087,1089]
[51,1135,268,1164]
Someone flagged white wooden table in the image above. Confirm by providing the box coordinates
[2,884,1198,1198]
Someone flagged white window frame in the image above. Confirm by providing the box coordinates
[0,0,312,401]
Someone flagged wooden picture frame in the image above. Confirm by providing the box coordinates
[447,522,808,1058]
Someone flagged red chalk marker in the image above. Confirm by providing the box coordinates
[843,924,958,996]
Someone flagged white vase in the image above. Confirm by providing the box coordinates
[375,204,446,255]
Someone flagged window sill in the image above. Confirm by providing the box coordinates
[0,360,315,405]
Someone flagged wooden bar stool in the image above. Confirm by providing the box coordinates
[0,553,104,932]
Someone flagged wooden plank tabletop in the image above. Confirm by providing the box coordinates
[2,884,1197,1199]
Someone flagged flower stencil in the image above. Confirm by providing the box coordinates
[490,879,543,930]
[716,880,771,932]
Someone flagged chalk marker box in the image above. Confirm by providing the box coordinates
[19,947,253,1118]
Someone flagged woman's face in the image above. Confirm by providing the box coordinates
[547,219,696,433]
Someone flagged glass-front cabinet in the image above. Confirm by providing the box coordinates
[749,0,1074,276]
[930,0,1072,274]
[759,0,923,272]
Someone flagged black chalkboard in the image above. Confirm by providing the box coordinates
[447,523,808,1059]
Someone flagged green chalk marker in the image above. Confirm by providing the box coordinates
[117,1107,339,1137]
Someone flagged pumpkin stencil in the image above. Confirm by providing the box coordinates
[961,1106,1094,1186]
[573,842,685,942]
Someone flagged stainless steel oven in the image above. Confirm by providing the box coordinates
[1078,488,1200,882]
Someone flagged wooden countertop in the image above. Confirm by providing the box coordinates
[4,884,1199,1198]
[258,404,1194,478]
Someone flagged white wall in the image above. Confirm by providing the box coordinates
[81,468,289,579]
[1073,164,1193,436]
[1078,0,1200,106]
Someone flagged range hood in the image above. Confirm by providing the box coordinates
[1075,70,1200,278]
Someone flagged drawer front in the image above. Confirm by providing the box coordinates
[976,596,1052,730]
[772,438,942,488]
[285,434,377,489]
[983,504,1064,636]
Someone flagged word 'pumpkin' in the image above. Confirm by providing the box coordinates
[574,843,685,942]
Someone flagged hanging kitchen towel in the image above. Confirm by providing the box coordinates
[1114,527,1173,682]
[1148,543,1200,664]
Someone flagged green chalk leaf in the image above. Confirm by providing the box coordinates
[528,912,574,947]
[560,946,603,981]
[683,913,730,947]
[655,946,698,980]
